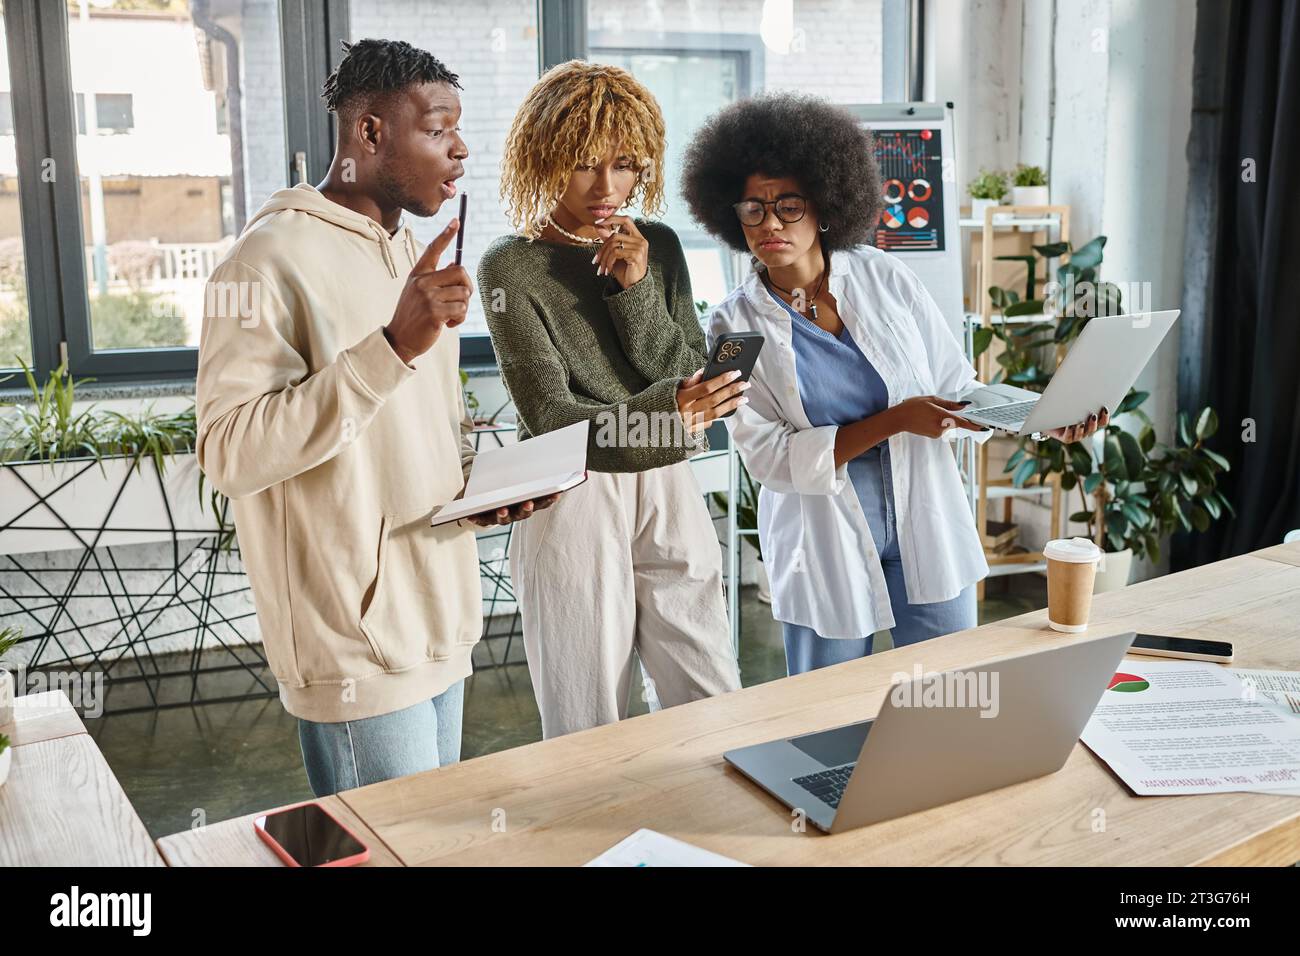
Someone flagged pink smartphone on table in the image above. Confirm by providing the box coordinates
[254,801,370,867]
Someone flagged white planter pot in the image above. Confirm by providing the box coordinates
[0,668,13,729]
[1012,185,1049,230]
[0,453,220,557]
[0,744,10,788]
[0,669,12,729]
[1012,185,1050,207]
[971,197,1009,223]
[1093,548,1134,593]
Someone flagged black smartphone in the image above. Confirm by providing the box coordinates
[702,332,765,419]
[1131,633,1234,663]
[702,332,765,418]
[454,191,468,266]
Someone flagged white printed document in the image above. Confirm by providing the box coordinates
[1229,669,1300,794]
[1080,660,1300,796]
[430,420,588,527]
[585,829,749,867]
[1230,668,1300,718]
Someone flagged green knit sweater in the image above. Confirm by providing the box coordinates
[478,220,709,472]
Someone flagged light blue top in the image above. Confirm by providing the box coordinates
[764,282,895,551]
[764,280,890,455]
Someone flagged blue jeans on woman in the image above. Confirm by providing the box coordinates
[297,679,465,797]
[782,445,976,675]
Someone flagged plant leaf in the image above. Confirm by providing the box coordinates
[1116,389,1149,414]
[1194,407,1219,441]
[1117,430,1145,481]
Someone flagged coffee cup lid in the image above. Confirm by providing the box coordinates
[1044,537,1102,564]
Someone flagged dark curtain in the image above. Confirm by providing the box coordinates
[1184,0,1300,566]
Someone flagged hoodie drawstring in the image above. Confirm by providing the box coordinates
[368,220,398,278]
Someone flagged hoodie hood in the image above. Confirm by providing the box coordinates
[246,182,418,278]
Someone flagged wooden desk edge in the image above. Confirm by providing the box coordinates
[1193,808,1300,866]
[156,795,405,867]
[7,689,87,748]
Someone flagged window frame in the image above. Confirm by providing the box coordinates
[2,0,912,383]
[2,0,342,383]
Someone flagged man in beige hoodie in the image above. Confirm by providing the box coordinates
[197,39,550,797]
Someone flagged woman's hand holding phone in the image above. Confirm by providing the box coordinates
[676,368,751,433]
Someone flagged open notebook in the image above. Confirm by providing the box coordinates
[430,420,589,527]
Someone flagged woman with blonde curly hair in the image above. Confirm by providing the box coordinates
[479,60,743,738]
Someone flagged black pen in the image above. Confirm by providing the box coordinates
[454,191,467,266]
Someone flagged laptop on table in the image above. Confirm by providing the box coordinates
[723,632,1135,833]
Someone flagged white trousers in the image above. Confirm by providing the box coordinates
[509,460,741,738]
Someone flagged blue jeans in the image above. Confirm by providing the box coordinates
[782,445,976,675]
[297,679,465,797]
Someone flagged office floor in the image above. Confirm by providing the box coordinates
[83,578,1047,839]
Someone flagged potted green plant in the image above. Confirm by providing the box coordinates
[974,236,1120,389]
[0,360,229,557]
[1011,163,1049,206]
[1005,397,1232,591]
[968,169,1010,222]
[0,626,19,779]
[0,625,18,715]
[979,238,1230,588]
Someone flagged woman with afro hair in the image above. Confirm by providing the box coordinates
[682,93,1107,675]
[477,61,743,738]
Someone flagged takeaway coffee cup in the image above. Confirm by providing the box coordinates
[1044,537,1103,633]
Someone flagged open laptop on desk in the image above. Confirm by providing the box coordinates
[724,632,1135,833]
[957,311,1178,435]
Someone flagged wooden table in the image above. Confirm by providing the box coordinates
[0,690,164,866]
[165,544,1300,866]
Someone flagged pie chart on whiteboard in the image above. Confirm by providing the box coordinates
[882,205,905,229]
[906,207,930,229]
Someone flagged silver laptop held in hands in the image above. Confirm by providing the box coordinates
[958,311,1178,435]
[723,632,1135,833]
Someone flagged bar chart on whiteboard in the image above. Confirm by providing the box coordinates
[873,128,946,253]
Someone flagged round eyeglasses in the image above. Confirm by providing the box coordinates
[733,195,808,227]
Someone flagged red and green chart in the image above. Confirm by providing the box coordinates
[1107,672,1151,693]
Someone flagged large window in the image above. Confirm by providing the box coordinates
[0,2,32,369]
[2,0,298,382]
[3,0,908,382]
[587,0,890,308]
[350,0,541,341]
[66,0,286,358]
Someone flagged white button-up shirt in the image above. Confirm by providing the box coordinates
[707,245,990,639]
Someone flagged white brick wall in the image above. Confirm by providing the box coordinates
[351,0,542,336]
[240,0,288,222]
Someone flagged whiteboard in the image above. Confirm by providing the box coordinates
[843,103,964,344]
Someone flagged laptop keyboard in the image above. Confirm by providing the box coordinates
[970,400,1037,428]
[792,763,857,808]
